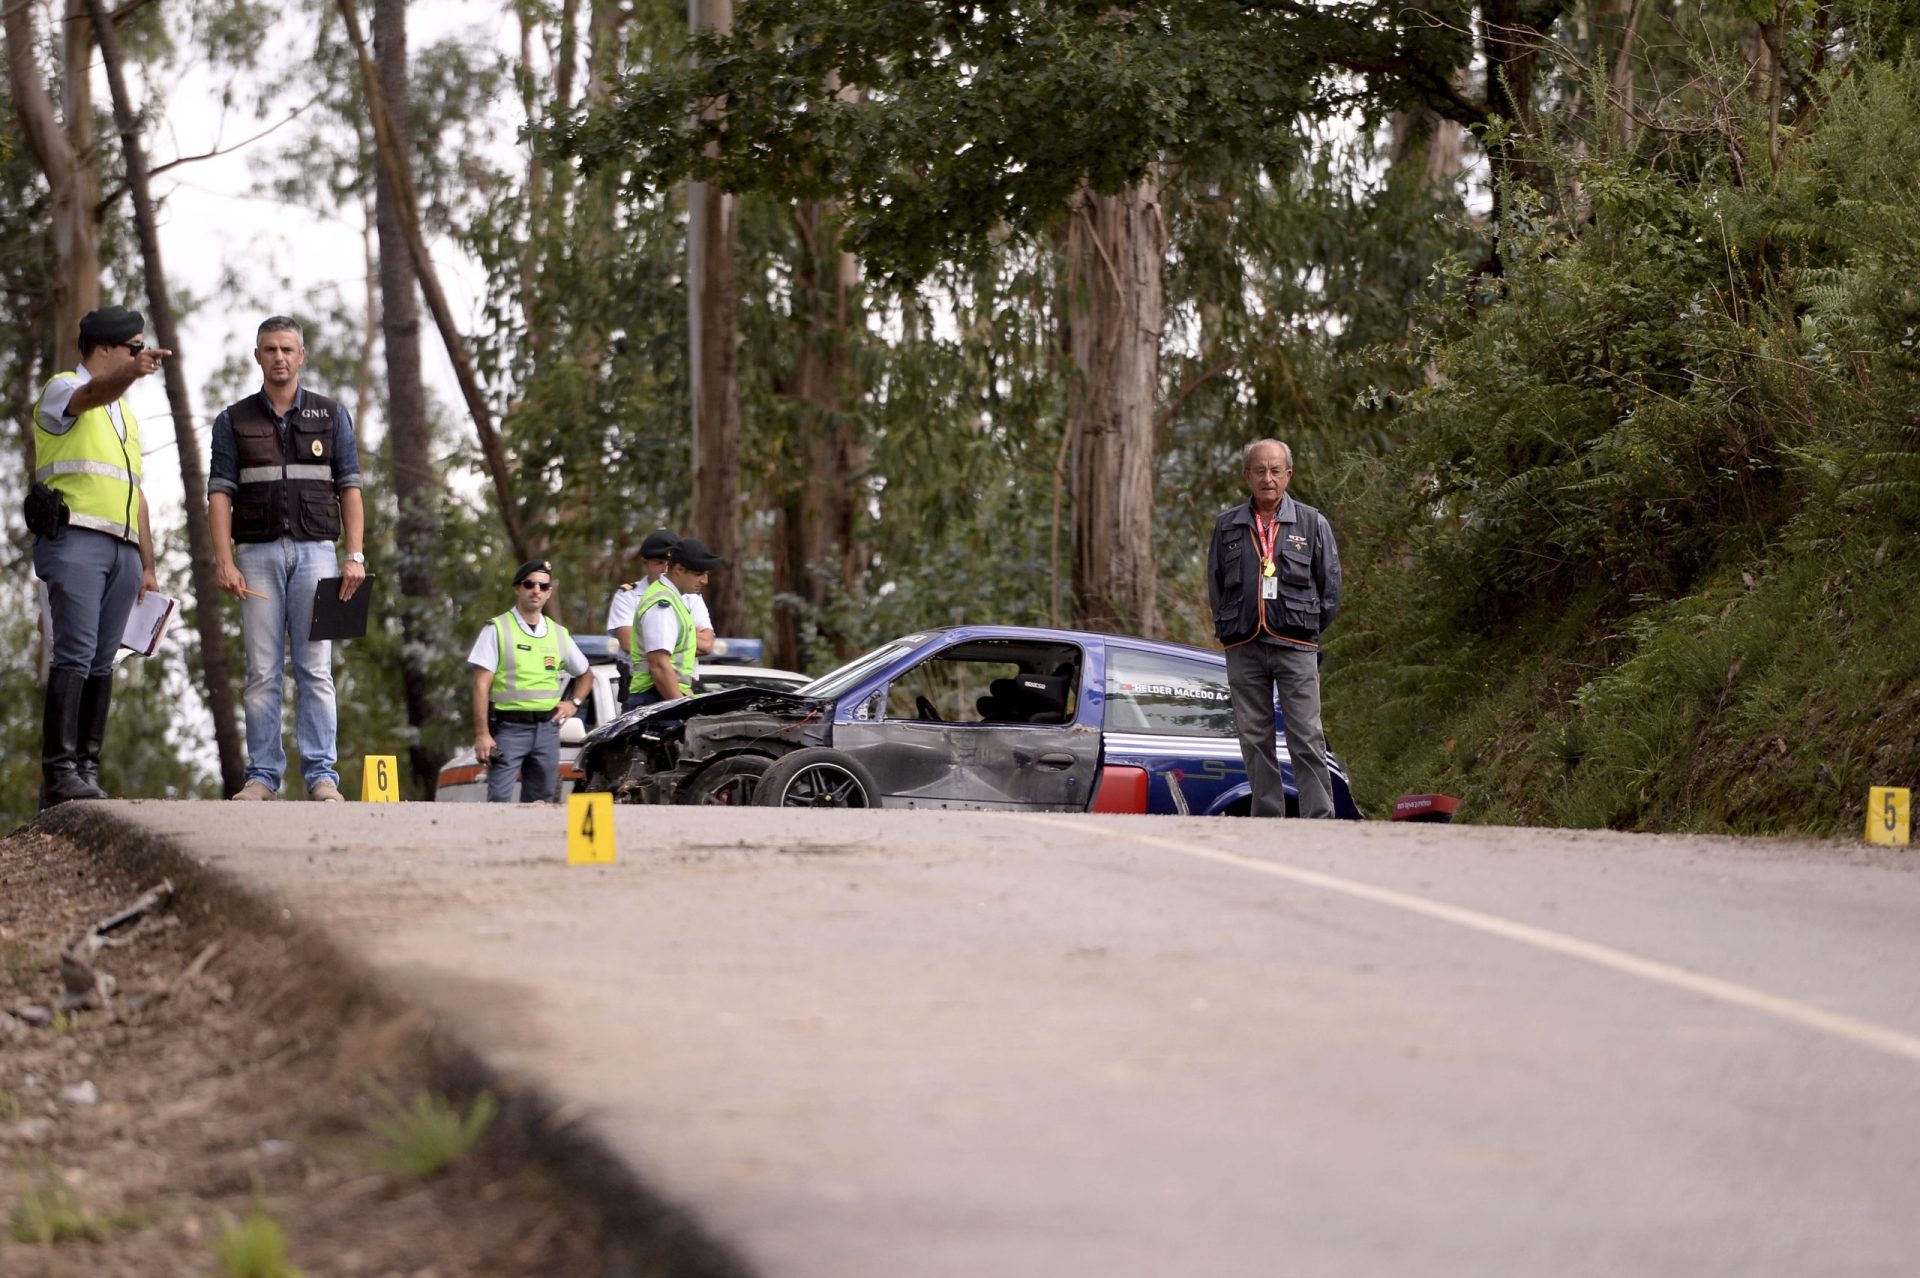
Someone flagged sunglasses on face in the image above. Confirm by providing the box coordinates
[121,340,146,356]
[518,580,553,592]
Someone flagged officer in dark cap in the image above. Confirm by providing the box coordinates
[28,305,170,807]
[467,559,593,803]
[606,528,717,693]
[626,537,726,710]
[605,528,679,666]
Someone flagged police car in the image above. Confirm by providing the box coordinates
[574,625,1366,815]
[434,636,809,802]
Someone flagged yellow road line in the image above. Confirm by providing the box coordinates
[1006,814,1920,1067]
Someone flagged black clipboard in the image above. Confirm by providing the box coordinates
[309,574,376,641]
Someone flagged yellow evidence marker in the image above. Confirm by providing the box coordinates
[361,755,400,802]
[1866,786,1911,847]
[568,792,617,864]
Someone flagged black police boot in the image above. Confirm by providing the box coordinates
[41,669,105,808]
[76,673,114,796]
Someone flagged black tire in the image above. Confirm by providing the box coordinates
[754,748,880,809]
[681,754,773,806]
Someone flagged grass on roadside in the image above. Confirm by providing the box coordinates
[215,1201,304,1278]
[357,1083,497,1178]
[7,1170,143,1244]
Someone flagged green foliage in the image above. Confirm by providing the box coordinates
[357,1085,497,1178]
[566,0,1348,284]
[1331,52,1920,833]
[215,1203,304,1278]
[7,1171,140,1245]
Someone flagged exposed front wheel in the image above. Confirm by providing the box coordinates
[754,748,880,809]
[681,754,772,806]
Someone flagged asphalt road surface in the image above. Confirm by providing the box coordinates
[93,802,1920,1277]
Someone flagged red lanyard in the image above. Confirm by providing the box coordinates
[1254,509,1280,569]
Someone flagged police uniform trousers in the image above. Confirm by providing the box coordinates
[487,713,560,803]
[35,526,140,678]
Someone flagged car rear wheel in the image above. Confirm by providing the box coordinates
[754,748,879,809]
[681,754,772,806]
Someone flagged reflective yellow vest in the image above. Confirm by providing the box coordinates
[33,374,141,542]
[627,579,697,696]
[489,612,572,712]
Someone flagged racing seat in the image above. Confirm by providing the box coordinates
[976,673,1072,724]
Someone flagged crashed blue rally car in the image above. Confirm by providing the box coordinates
[575,625,1361,815]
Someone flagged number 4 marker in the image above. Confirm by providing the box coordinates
[568,793,616,864]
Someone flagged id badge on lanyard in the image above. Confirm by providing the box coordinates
[1256,512,1280,600]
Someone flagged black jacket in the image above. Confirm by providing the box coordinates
[1207,495,1341,646]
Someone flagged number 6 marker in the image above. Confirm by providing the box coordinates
[361,754,400,802]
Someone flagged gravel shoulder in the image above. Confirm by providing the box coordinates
[0,818,728,1278]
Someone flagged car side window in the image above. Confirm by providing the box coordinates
[1104,648,1234,736]
[882,641,1081,725]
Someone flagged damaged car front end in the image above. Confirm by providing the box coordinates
[576,686,833,804]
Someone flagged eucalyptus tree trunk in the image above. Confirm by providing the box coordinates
[3,0,101,374]
[1064,180,1164,637]
[687,0,744,635]
[1391,105,1464,195]
[337,0,528,562]
[372,0,446,797]
[773,199,863,671]
[85,0,245,794]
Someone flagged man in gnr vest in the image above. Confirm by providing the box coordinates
[469,559,592,803]
[28,306,169,808]
[208,316,367,802]
[626,537,726,711]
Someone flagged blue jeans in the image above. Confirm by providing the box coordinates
[487,719,559,803]
[235,538,338,793]
[34,526,140,677]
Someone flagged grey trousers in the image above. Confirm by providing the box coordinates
[487,719,560,803]
[1225,641,1334,818]
[34,526,140,677]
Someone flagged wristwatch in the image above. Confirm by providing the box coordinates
[344,551,367,565]
[569,696,585,708]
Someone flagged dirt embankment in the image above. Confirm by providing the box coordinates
[0,822,628,1278]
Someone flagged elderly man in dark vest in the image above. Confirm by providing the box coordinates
[1207,438,1342,818]
[207,316,367,802]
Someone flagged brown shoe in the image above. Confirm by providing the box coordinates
[309,779,345,803]
[230,779,276,801]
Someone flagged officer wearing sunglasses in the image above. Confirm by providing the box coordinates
[467,559,593,803]
[27,305,170,808]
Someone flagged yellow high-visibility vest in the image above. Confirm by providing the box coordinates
[489,612,572,711]
[33,374,141,542]
[627,579,696,696]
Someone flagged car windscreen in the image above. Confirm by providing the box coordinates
[795,641,918,699]
[1103,646,1235,737]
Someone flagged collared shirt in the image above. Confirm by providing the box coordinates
[467,610,591,674]
[37,367,128,441]
[207,386,362,498]
[609,577,711,633]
